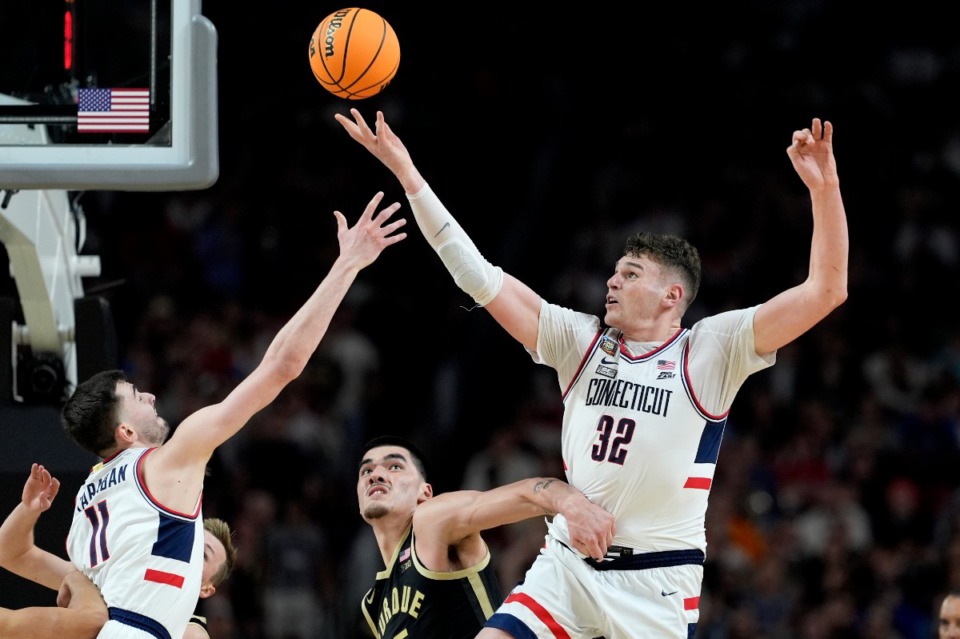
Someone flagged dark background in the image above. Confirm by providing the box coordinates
[3,2,960,637]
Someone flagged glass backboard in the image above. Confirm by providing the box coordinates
[0,0,218,191]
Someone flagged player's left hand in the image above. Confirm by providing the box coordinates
[786,118,839,191]
[564,494,616,561]
[333,190,407,270]
[22,462,61,513]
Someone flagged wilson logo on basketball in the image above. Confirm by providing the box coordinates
[323,10,350,57]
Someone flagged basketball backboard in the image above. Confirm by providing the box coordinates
[0,0,218,191]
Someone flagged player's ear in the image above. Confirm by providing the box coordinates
[116,422,138,444]
[664,283,683,308]
[419,482,434,503]
[198,582,216,599]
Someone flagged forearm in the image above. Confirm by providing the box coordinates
[807,184,849,304]
[0,504,41,571]
[406,184,503,306]
[262,257,362,378]
[526,478,589,517]
[393,161,426,197]
[0,607,103,639]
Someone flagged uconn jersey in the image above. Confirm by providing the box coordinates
[361,525,502,639]
[67,447,204,639]
[532,302,774,554]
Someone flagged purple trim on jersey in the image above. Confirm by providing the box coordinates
[108,607,172,639]
[678,342,728,422]
[560,330,604,402]
[98,449,125,466]
[133,448,203,519]
[692,417,726,465]
[151,512,198,562]
[581,547,705,571]
[676,338,730,466]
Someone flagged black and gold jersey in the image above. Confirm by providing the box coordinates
[360,525,502,639]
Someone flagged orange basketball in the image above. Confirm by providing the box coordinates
[308,7,400,100]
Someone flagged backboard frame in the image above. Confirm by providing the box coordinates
[0,0,218,191]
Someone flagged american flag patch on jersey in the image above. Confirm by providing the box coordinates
[398,546,412,573]
[657,360,676,371]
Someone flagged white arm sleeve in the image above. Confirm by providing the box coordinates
[407,183,503,306]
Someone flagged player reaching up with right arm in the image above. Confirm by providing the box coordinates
[0,191,406,639]
[337,109,848,639]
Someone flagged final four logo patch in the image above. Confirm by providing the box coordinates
[600,336,619,357]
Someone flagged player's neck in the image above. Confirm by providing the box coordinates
[370,517,414,566]
[621,319,682,345]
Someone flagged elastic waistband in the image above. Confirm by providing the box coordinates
[561,542,705,571]
[108,607,172,639]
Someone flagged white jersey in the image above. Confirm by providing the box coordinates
[532,301,774,554]
[66,447,204,639]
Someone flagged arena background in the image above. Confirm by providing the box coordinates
[2,2,960,637]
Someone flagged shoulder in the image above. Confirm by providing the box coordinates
[538,302,602,344]
[690,305,760,334]
[541,300,599,324]
[414,490,479,528]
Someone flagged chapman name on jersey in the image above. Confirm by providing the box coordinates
[75,462,129,512]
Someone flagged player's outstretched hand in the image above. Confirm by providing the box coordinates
[786,118,839,192]
[22,463,60,514]
[333,190,406,271]
[335,109,412,176]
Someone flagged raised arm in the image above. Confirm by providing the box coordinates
[753,118,848,355]
[335,108,543,352]
[413,477,615,564]
[0,464,74,591]
[149,192,406,510]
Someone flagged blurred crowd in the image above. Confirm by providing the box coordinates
[6,1,960,638]
[80,113,960,639]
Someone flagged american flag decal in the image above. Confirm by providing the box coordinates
[657,360,676,371]
[77,88,150,133]
[399,548,411,563]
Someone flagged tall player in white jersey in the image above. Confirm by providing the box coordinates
[0,192,406,639]
[336,110,849,638]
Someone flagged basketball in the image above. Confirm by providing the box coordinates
[308,8,400,100]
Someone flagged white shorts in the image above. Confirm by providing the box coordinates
[485,536,703,638]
